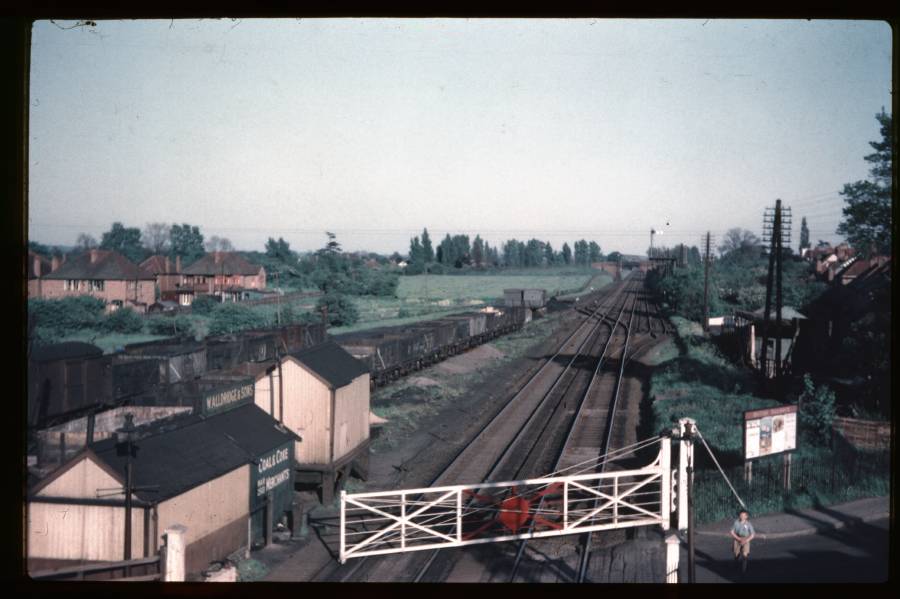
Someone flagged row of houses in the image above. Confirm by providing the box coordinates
[26,323,375,579]
[802,242,890,286]
[27,249,267,313]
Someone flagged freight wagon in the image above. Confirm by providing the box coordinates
[332,306,526,388]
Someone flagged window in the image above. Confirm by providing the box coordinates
[89,280,104,291]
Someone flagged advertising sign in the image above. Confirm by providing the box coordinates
[201,380,255,416]
[743,405,798,460]
[250,441,295,541]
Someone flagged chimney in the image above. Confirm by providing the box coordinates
[175,255,182,273]
[214,252,222,265]
[51,255,60,272]
[89,249,100,264]
[165,256,171,274]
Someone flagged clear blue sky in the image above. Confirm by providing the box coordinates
[27,19,892,256]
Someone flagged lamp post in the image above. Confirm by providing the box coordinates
[116,413,137,561]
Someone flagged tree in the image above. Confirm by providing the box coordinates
[190,294,220,315]
[472,235,485,267]
[208,303,267,335]
[561,242,572,265]
[265,237,295,262]
[142,222,170,254]
[837,110,892,257]
[718,228,761,256]
[421,228,434,263]
[205,235,234,252]
[607,251,622,263]
[102,307,144,333]
[573,240,589,266]
[524,239,543,267]
[798,374,836,446]
[588,241,602,263]
[169,223,205,264]
[439,234,455,266]
[100,222,145,263]
[799,217,810,253]
[315,292,359,327]
[75,233,98,251]
[408,236,425,265]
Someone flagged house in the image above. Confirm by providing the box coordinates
[244,341,370,503]
[26,402,296,576]
[140,255,184,298]
[176,252,266,305]
[38,249,156,313]
[27,251,56,298]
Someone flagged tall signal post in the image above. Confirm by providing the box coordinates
[702,232,714,332]
[761,200,792,395]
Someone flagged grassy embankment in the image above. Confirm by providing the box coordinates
[647,316,890,523]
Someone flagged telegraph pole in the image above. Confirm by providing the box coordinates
[702,232,711,332]
[761,200,792,394]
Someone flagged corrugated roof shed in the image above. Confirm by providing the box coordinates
[79,405,295,502]
[288,341,369,389]
[182,252,262,276]
[44,250,154,281]
[86,419,251,502]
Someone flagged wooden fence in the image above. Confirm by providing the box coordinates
[832,416,890,451]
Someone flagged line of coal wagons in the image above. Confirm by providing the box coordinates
[332,305,530,388]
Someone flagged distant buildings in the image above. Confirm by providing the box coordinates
[34,249,156,313]
[28,250,267,310]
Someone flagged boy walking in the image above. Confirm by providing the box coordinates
[730,510,755,573]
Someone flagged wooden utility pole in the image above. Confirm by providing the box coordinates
[702,232,711,332]
[761,200,792,394]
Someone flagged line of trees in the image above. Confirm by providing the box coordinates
[406,229,604,272]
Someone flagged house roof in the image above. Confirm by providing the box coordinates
[288,341,368,389]
[73,404,293,502]
[183,252,263,276]
[44,250,155,281]
[140,255,181,275]
[30,341,104,363]
[28,251,53,279]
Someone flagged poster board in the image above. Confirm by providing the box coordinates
[743,405,798,460]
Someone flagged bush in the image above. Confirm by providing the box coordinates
[208,303,267,335]
[146,315,195,337]
[799,374,836,446]
[102,307,144,333]
[315,293,359,327]
[28,296,106,336]
[190,294,220,315]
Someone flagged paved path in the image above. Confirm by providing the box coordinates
[682,497,891,583]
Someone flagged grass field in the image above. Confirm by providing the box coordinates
[330,269,610,334]
[397,271,598,301]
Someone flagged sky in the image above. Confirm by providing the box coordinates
[27,19,892,257]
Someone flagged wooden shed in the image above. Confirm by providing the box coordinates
[250,341,371,503]
[26,403,296,577]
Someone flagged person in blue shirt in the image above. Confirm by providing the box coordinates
[730,510,755,572]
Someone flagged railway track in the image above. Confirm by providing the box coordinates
[311,271,668,583]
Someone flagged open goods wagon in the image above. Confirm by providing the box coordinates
[333,306,526,388]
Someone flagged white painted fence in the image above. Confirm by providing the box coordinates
[340,440,671,562]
